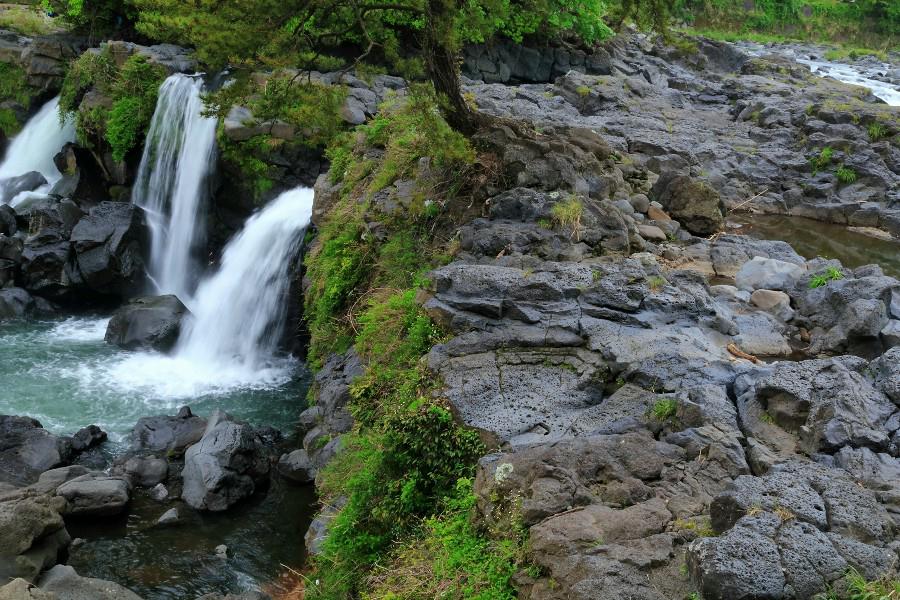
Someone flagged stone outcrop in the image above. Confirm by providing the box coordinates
[104,295,188,351]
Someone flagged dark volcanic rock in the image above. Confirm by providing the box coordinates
[0,171,47,201]
[0,416,72,487]
[181,411,272,511]
[652,174,725,236]
[130,406,207,455]
[105,295,189,351]
[67,201,147,298]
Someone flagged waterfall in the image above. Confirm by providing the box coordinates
[0,96,76,204]
[175,187,313,370]
[132,74,218,300]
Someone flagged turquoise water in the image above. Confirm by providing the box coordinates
[0,316,309,441]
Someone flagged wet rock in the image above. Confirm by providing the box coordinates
[121,457,168,488]
[36,564,144,599]
[181,411,272,511]
[652,175,724,236]
[67,202,147,298]
[131,406,207,455]
[0,171,47,202]
[735,256,805,292]
[277,449,316,484]
[155,507,180,527]
[104,295,188,352]
[70,425,106,453]
[56,473,131,517]
[214,544,228,558]
[0,288,36,320]
[0,416,73,487]
[0,204,15,236]
[148,483,168,502]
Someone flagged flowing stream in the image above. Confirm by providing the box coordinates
[0,96,76,205]
[132,74,218,300]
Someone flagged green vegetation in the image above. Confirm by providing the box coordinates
[647,275,667,291]
[550,195,584,240]
[650,397,677,421]
[816,569,900,600]
[810,146,833,174]
[835,165,858,184]
[362,478,524,599]
[0,62,36,135]
[809,266,844,289]
[867,122,888,142]
[824,47,888,62]
[0,5,59,36]
[672,517,715,537]
[59,50,166,161]
[41,0,131,41]
[672,0,898,48]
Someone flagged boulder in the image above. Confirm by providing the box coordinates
[276,449,316,484]
[0,494,69,582]
[120,457,168,487]
[0,171,47,202]
[0,288,35,320]
[56,473,131,517]
[749,289,793,321]
[104,295,189,352]
[180,411,272,511]
[67,202,147,298]
[0,579,55,599]
[155,508,180,528]
[36,564,144,599]
[735,256,805,292]
[0,204,15,236]
[130,406,206,455]
[652,175,724,236]
[0,416,72,487]
[69,425,106,452]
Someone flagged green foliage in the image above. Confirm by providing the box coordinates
[216,133,274,201]
[550,195,584,239]
[0,5,57,36]
[41,0,132,39]
[809,266,844,289]
[810,146,833,174]
[0,62,35,107]
[362,478,521,599]
[647,275,667,291]
[835,165,858,184]
[59,51,164,160]
[0,108,19,136]
[650,397,677,421]
[816,569,900,600]
[867,122,887,142]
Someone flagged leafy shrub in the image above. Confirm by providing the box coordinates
[0,62,35,107]
[809,266,844,288]
[835,165,858,184]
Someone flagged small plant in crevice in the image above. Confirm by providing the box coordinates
[809,146,833,174]
[647,275,667,291]
[650,397,677,421]
[867,121,887,142]
[550,195,584,240]
[809,266,844,289]
[835,164,858,184]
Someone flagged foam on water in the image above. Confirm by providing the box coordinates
[797,58,900,107]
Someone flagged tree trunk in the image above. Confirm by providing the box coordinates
[423,0,483,135]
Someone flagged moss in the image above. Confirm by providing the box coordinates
[216,131,276,202]
[0,61,35,123]
[0,107,20,136]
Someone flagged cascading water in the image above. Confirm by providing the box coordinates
[132,73,218,300]
[0,96,76,205]
[175,186,313,370]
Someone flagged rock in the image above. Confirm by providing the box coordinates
[0,288,36,320]
[0,171,47,202]
[735,256,805,292]
[131,407,206,455]
[56,474,131,517]
[121,457,168,488]
[214,544,228,558]
[735,356,894,456]
[0,579,55,599]
[652,175,724,236]
[181,411,272,511]
[0,493,69,582]
[0,416,72,487]
[104,295,189,352]
[881,320,900,348]
[647,205,670,221]
[870,347,900,403]
[629,193,650,213]
[155,508,179,527]
[148,483,168,502]
[277,449,316,484]
[637,224,666,241]
[749,289,793,321]
[0,204,15,236]
[37,564,144,599]
[70,425,106,452]
[67,202,147,298]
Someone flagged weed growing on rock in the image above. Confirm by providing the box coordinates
[551,195,584,240]
[835,164,858,184]
[810,146,833,174]
[650,397,677,421]
[647,275,668,291]
[809,266,844,288]
[867,121,887,142]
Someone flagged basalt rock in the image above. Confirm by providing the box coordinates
[130,406,207,455]
[0,417,73,488]
[652,174,724,236]
[104,295,188,352]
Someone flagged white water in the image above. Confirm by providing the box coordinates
[0,96,76,205]
[132,74,218,300]
[797,58,900,107]
[99,186,313,400]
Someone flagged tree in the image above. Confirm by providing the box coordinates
[129,0,614,133]
[43,0,134,44]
